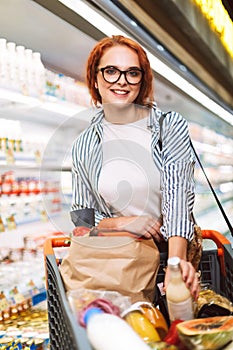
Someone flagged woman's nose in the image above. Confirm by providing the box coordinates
[117,72,127,84]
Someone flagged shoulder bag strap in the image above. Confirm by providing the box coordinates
[190,141,233,236]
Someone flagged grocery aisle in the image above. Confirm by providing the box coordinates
[0,0,232,348]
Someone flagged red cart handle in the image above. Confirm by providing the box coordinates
[202,229,231,275]
[44,230,231,275]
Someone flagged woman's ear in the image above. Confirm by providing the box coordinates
[95,82,98,90]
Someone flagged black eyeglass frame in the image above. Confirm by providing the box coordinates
[97,66,144,85]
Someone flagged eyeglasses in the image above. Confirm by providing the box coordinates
[98,66,143,85]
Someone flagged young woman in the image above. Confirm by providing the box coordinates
[71,35,199,300]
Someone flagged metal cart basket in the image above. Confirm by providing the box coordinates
[44,229,233,350]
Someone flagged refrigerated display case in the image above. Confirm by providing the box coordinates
[0,0,232,243]
[0,1,232,348]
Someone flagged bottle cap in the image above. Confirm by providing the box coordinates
[83,307,104,325]
[167,256,180,267]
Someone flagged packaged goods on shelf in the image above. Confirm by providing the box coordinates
[0,118,47,167]
[0,37,91,108]
[0,301,50,349]
[0,38,45,98]
[0,170,62,232]
[0,255,48,349]
[45,69,90,107]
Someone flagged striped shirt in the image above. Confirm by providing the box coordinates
[71,104,195,241]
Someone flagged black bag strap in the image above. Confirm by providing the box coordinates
[158,112,167,151]
[190,141,233,236]
[159,112,233,236]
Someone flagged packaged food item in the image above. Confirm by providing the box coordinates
[67,288,131,318]
[0,336,14,347]
[166,257,194,322]
[130,302,168,340]
[123,309,160,343]
[79,298,120,327]
[196,286,233,318]
[0,330,6,338]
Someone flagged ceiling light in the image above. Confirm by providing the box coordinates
[179,64,187,72]
[130,20,138,27]
[58,0,233,125]
[157,44,164,51]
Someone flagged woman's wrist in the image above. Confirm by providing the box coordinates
[168,236,188,260]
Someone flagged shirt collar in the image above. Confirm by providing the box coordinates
[91,108,104,125]
[91,102,162,132]
[147,102,162,134]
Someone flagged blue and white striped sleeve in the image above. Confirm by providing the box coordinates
[70,134,105,225]
[161,112,195,241]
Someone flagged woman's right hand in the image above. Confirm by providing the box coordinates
[124,215,164,241]
[105,215,163,241]
[97,215,164,241]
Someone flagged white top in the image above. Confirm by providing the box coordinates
[98,117,161,219]
[72,106,195,240]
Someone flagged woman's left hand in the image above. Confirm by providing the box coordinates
[164,259,200,300]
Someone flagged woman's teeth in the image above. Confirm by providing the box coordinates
[113,90,128,95]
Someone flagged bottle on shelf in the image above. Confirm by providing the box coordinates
[166,256,194,322]
[24,48,34,96]
[6,41,17,91]
[32,52,45,98]
[0,38,7,88]
[16,45,26,94]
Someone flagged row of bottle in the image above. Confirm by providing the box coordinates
[0,37,90,106]
[0,119,47,166]
[0,119,23,154]
[45,70,90,106]
[0,38,45,98]
[0,193,61,232]
[0,171,60,197]
[0,172,62,231]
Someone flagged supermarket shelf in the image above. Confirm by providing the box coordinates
[0,152,36,162]
[0,88,87,118]
[0,220,57,248]
[0,210,74,249]
[0,163,71,172]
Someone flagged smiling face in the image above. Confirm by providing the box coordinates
[95,45,142,106]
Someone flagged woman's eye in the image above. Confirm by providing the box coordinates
[128,70,140,77]
[105,68,117,75]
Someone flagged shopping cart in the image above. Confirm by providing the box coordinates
[44,229,233,350]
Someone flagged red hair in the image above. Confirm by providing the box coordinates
[86,35,154,107]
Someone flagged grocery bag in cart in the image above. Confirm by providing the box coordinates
[44,229,233,350]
